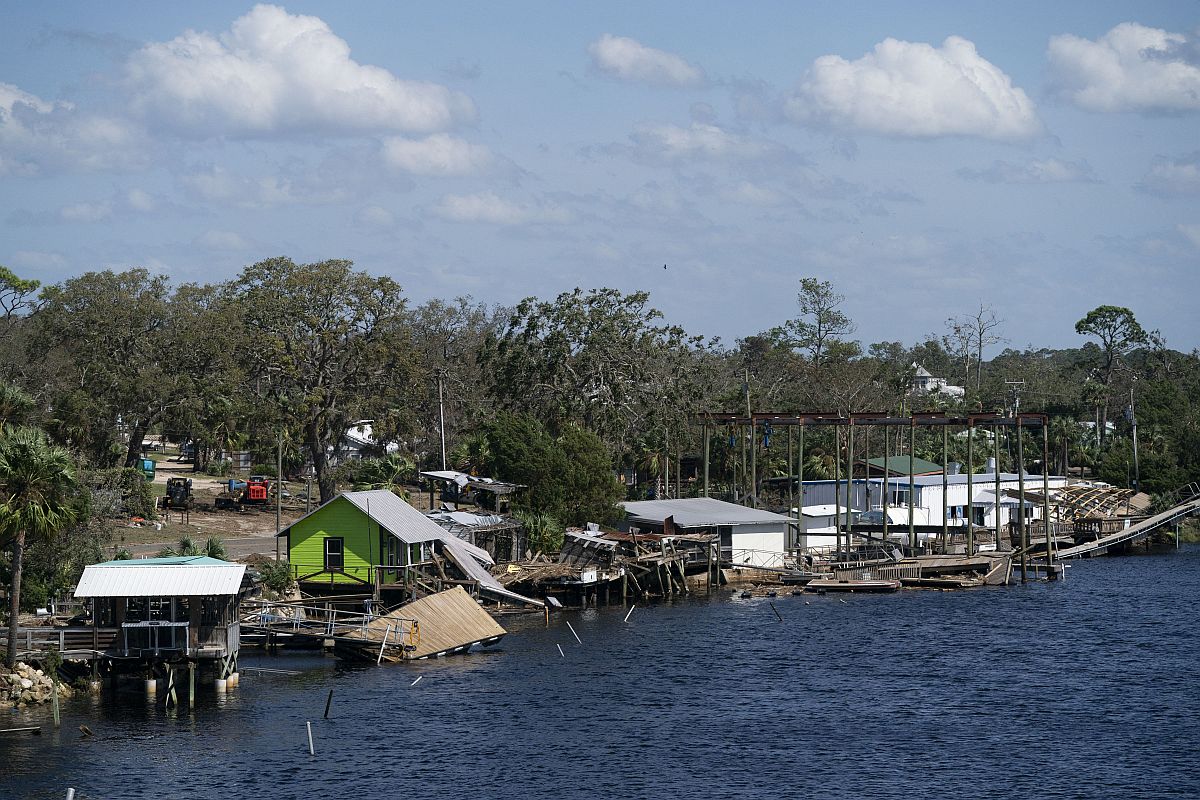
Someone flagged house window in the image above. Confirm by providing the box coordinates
[890,488,910,506]
[325,537,345,571]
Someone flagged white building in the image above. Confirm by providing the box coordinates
[912,363,965,398]
[620,497,793,568]
[801,471,1069,532]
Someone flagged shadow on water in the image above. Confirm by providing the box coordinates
[4,546,1200,799]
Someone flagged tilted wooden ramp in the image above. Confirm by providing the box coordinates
[1055,486,1200,559]
[336,586,506,662]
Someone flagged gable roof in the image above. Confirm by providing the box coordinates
[75,558,246,598]
[862,456,943,475]
[281,490,444,545]
[621,497,790,527]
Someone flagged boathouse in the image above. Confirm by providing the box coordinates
[71,555,249,689]
[276,489,541,607]
[620,497,793,567]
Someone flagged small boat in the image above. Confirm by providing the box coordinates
[804,577,901,594]
[779,571,821,586]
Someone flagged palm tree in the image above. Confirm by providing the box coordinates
[0,384,36,432]
[1,426,77,667]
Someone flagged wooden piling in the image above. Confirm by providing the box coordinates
[324,689,333,719]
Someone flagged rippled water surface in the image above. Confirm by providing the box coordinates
[4,546,1199,800]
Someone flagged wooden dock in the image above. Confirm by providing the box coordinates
[337,586,506,661]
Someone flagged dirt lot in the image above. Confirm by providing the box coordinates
[121,458,308,559]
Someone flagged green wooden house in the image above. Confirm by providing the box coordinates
[277,489,541,607]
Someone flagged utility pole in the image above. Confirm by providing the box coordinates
[436,368,447,470]
[1129,380,1140,493]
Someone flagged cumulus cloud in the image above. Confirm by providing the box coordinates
[195,230,252,251]
[721,181,788,206]
[179,164,348,207]
[1048,22,1200,113]
[432,192,570,225]
[0,82,144,175]
[628,122,784,162]
[588,34,705,87]
[785,36,1041,139]
[382,134,492,175]
[1138,153,1200,196]
[124,4,476,137]
[958,158,1098,184]
[59,201,114,222]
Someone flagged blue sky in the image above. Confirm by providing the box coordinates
[2,2,1197,352]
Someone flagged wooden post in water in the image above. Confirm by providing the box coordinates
[908,417,916,552]
[1018,421,1027,583]
[882,422,889,544]
[995,423,1003,551]
[797,422,805,554]
[966,419,975,556]
[846,417,854,552]
[787,425,794,551]
[324,689,333,719]
[1043,420,1053,568]
[942,424,949,553]
[834,428,843,558]
[188,662,195,707]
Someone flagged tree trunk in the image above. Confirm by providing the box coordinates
[123,421,149,468]
[6,528,25,667]
[308,425,335,504]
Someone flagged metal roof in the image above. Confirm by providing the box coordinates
[621,497,791,527]
[74,558,246,598]
[341,490,446,545]
[799,504,858,517]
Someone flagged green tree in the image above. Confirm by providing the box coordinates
[228,258,414,503]
[1075,305,1147,444]
[484,288,704,452]
[1,427,78,666]
[35,269,187,467]
[771,277,856,369]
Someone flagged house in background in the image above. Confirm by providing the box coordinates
[912,363,965,398]
[620,497,794,567]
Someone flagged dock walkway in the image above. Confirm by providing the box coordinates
[1055,486,1200,559]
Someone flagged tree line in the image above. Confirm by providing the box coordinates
[2,259,1198,655]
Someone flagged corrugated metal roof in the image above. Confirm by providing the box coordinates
[799,504,858,517]
[74,561,246,598]
[621,497,790,527]
[336,490,445,545]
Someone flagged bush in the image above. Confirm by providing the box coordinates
[204,459,232,477]
[119,468,157,520]
[249,463,278,478]
[256,560,294,594]
[514,511,565,554]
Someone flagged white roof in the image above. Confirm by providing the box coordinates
[622,497,790,527]
[75,559,246,598]
[798,504,858,517]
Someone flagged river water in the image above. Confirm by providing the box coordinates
[3,546,1199,800]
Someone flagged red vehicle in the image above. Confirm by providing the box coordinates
[243,475,272,504]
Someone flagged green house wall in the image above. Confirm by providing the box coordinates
[287,496,383,586]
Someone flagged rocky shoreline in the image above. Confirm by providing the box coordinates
[2,662,73,709]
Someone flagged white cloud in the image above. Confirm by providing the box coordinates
[124,4,476,137]
[785,36,1041,139]
[381,134,492,175]
[1179,223,1200,249]
[1048,23,1200,113]
[1139,153,1200,196]
[722,181,788,206]
[588,34,705,87]
[195,229,251,251]
[59,201,113,222]
[125,188,156,212]
[629,122,782,162]
[0,81,144,175]
[959,158,1098,184]
[180,165,347,207]
[357,205,395,228]
[432,192,570,225]
[10,250,67,270]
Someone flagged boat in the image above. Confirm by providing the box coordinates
[804,576,901,594]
